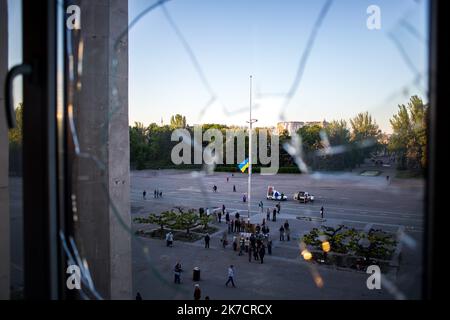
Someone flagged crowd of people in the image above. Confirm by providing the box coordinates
[140,174,329,300]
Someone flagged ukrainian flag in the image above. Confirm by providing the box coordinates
[238,158,250,173]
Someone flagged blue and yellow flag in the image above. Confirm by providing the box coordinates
[238,158,249,173]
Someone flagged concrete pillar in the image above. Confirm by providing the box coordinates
[73,0,131,299]
[0,0,10,300]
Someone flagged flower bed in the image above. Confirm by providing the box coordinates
[301,225,397,271]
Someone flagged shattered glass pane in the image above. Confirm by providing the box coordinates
[62,0,429,299]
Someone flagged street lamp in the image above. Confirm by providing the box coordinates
[246,75,258,221]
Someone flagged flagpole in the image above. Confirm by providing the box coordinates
[247,76,257,222]
[248,76,252,221]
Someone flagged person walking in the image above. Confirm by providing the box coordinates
[253,244,259,261]
[279,225,285,241]
[204,233,210,249]
[154,189,157,198]
[143,190,146,200]
[232,236,237,251]
[225,211,230,223]
[194,284,201,300]
[166,232,174,247]
[244,237,250,253]
[229,219,234,234]
[239,237,245,256]
[320,206,324,220]
[250,234,256,249]
[266,208,270,221]
[225,265,236,287]
[268,239,272,255]
[276,202,281,214]
[243,194,247,203]
[259,245,266,264]
[233,185,236,192]
[218,211,222,223]
[174,261,182,284]
[272,208,277,222]
[258,200,264,213]
[221,231,228,249]
[284,220,290,241]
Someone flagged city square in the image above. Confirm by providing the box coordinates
[130,167,424,300]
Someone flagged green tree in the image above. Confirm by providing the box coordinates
[134,211,177,238]
[8,103,23,146]
[170,114,187,129]
[349,112,381,165]
[388,95,427,170]
[129,122,150,169]
[324,120,353,169]
[199,214,213,230]
[172,208,199,235]
[296,124,323,169]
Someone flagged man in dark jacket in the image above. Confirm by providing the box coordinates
[259,245,266,264]
[204,233,210,248]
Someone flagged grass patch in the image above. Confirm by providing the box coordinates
[359,170,381,176]
[192,225,219,234]
[395,170,424,179]
[136,228,204,242]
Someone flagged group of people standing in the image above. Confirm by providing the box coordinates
[279,220,291,241]
[142,189,163,199]
[239,233,270,264]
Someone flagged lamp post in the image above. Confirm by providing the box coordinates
[246,75,258,221]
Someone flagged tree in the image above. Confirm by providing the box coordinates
[8,103,23,146]
[199,214,213,230]
[324,120,353,169]
[349,112,381,165]
[134,211,177,238]
[296,125,323,169]
[129,122,150,169]
[388,95,427,170]
[172,207,199,235]
[170,114,187,129]
[326,120,350,146]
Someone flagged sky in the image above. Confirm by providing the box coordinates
[128,0,429,133]
[7,0,429,133]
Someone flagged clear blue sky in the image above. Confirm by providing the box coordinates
[129,0,429,133]
[7,0,429,133]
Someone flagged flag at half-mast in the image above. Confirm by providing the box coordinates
[238,158,250,173]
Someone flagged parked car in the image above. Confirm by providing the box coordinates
[267,186,287,201]
[293,191,315,203]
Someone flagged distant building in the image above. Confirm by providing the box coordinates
[276,120,328,136]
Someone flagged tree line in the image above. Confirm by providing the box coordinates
[6,96,427,174]
[130,96,428,173]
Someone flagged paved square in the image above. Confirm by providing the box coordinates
[131,169,424,300]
